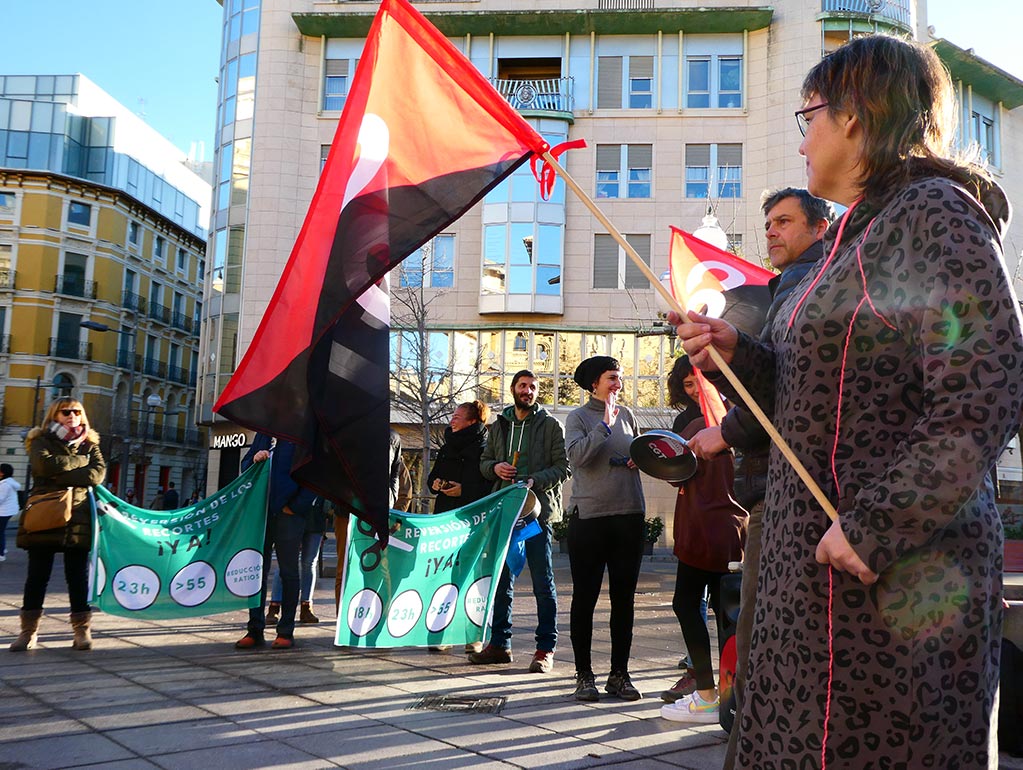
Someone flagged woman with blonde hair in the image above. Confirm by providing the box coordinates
[11,397,106,652]
[677,35,1023,766]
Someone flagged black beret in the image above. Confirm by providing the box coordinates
[574,356,621,392]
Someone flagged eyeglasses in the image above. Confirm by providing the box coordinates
[795,103,829,136]
[60,408,83,417]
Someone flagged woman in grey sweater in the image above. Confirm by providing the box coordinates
[564,356,646,702]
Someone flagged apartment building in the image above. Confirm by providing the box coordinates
[0,74,211,500]
[198,0,1023,524]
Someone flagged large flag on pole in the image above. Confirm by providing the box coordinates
[214,0,550,539]
[668,226,774,427]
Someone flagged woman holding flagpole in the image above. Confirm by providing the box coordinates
[676,35,1023,767]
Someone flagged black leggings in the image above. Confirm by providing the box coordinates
[568,512,644,674]
[672,559,727,691]
[22,548,91,613]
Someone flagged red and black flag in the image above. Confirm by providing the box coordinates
[214,0,550,539]
[668,226,775,427]
[668,226,774,338]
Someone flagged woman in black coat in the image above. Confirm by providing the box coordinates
[12,397,106,652]
[428,400,490,513]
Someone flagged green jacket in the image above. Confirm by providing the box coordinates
[18,426,106,551]
[480,404,570,523]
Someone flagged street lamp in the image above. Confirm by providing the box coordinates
[80,320,136,498]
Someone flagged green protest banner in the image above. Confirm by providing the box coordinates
[336,484,530,648]
[91,462,270,619]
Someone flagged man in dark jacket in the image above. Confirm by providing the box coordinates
[162,482,179,510]
[235,435,318,650]
[686,188,833,759]
[469,370,570,673]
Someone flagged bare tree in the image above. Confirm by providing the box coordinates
[390,244,484,510]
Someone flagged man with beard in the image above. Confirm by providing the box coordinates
[470,369,570,673]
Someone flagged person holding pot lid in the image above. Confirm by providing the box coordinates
[564,355,646,702]
[659,355,747,723]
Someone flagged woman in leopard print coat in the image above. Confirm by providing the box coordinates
[679,36,1023,768]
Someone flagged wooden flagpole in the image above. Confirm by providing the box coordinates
[541,150,837,522]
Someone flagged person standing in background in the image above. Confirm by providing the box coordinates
[162,482,180,510]
[0,463,22,562]
[564,356,646,702]
[428,400,491,513]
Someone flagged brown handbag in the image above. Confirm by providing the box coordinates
[22,488,73,532]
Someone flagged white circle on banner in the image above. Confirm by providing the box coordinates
[425,584,459,633]
[464,576,492,628]
[170,562,216,607]
[386,589,423,639]
[95,557,107,596]
[225,549,263,597]
[347,588,383,637]
[111,565,160,611]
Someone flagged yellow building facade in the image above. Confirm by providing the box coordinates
[0,170,207,500]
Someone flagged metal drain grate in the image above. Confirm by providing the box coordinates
[407,693,507,714]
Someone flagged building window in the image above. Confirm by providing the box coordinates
[400,234,455,289]
[324,57,349,111]
[53,372,74,398]
[127,220,140,246]
[593,233,651,290]
[320,144,330,173]
[483,222,563,296]
[176,247,188,272]
[597,55,654,109]
[154,235,165,262]
[596,144,652,199]
[68,201,91,227]
[685,144,742,199]
[972,111,997,166]
[628,56,653,108]
[0,192,15,214]
[686,56,743,108]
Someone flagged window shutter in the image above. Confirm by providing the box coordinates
[627,144,652,169]
[325,58,348,76]
[596,144,621,171]
[623,234,651,289]
[597,57,623,109]
[717,144,742,167]
[593,234,619,289]
[686,144,711,166]
[630,56,653,79]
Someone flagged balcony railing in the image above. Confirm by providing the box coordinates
[168,365,189,384]
[122,290,147,314]
[0,269,14,289]
[491,78,574,114]
[50,337,92,361]
[143,357,167,379]
[54,274,97,299]
[117,349,142,372]
[148,302,171,325]
[821,0,910,27]
[171,312,193,334]
[0,334,9,353]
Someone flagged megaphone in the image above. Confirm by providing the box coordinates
[629,430,699,483]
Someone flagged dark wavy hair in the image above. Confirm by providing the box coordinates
[801,35,987,207]
[666,356,696,411]
[760,187,835,227]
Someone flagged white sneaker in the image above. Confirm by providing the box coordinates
[660,691,720,723]
[0,554,6,562]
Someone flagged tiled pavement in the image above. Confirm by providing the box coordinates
[0,543,1020,769]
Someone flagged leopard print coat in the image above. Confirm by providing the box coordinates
[720,174,1023,769]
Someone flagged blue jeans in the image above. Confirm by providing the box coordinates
[272,531,323,603]
[0,516,10,556]
[248,510,305,638]
[489,523,557,652]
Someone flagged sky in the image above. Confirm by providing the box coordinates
[0,0,1019,160]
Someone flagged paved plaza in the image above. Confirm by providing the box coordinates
[0,542,1021,769]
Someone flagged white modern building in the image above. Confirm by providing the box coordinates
[198,0,1023,525]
